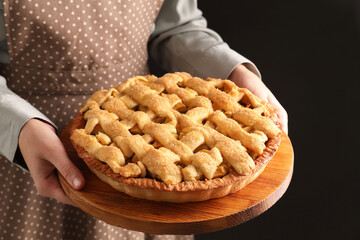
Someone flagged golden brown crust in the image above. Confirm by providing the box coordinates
[70,113,281,202]
[69,73,282,202]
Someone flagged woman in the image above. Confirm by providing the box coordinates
[0,0,287,239]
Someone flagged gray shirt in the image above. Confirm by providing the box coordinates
[0,0,260,164]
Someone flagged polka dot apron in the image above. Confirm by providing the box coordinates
[0,0,193,239]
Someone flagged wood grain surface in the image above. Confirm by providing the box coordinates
[58,122,294,235]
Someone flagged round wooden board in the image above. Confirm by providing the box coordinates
[58,122,294,235]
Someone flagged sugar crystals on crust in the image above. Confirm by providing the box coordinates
[70,72,282,202]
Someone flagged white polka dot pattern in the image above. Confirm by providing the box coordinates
[1,0,163,131]
[0,0,190,239]
[0,157,196,239]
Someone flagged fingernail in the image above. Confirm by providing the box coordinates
[72,177,82,189]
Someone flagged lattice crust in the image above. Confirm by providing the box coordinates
[70,72,281,186]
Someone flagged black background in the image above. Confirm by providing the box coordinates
[193,0,359,239]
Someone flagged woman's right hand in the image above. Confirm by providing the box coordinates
[19,118,85,206]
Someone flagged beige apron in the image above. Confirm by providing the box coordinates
[0,0,193,239]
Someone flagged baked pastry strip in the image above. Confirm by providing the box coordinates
[71,73,281,187]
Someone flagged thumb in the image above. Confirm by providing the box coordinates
[49,144,85,190]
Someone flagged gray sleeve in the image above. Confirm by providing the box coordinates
[149,0,261,79]
[0,76,55,164]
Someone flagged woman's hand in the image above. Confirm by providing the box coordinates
[229,64,288,134]
[19,118,85,206]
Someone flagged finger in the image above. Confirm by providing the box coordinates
[273,104,288,134]
[46,143,85,190]
[267,95,288,134]
[43,172,78,207]
[52,187,77,207]
[33,167,77,206]
[278,109,288,134]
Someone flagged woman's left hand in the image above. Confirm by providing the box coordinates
[229,64,288,134]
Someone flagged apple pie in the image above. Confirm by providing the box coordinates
[70,72,282,202]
